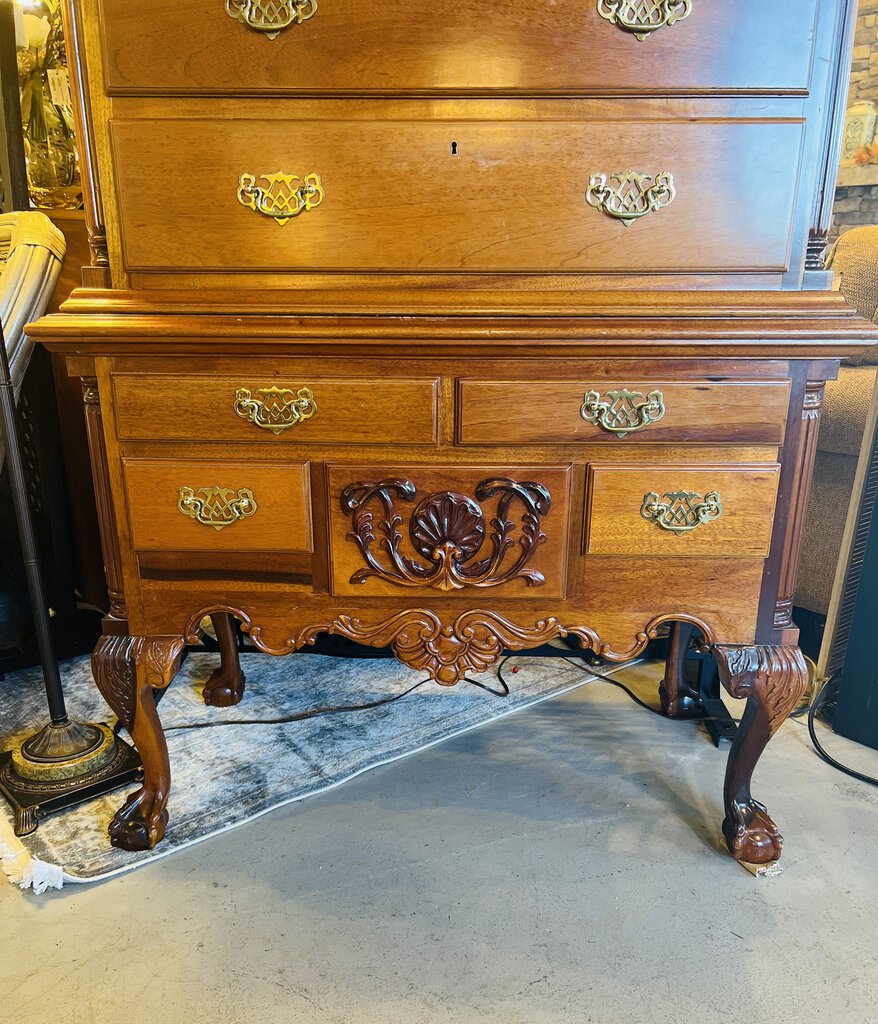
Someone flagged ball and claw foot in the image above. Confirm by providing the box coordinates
[723,799,783,864]
[108,789,169,851]
[202,666,246,708]
[658,681,704,719]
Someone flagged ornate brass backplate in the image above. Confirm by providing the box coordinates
[596,0,692,41]
[234,386,317,435]
[640,490,723,536]
[341,478,552,592]
[580,388,665,438]
[585,171,676,227]
[178,486,258,531]
[224,0,317,39]
[236,172,324,225]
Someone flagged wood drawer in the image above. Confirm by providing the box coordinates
[110,118,802,277]
[99,0,818,96]
[458,380,791,445]
[112,374,439,444]
[326,463,572,598]
[123,459,312,552]
[584,464,779,557]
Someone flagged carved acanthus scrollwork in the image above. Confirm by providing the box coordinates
[92,635,185,732]
[185,606,716,668]
[713,644,808,738]
[713,644,809,863]
[295,609,568,686]
[340,477,552,592]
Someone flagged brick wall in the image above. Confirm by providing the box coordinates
[849,1,878,101]
[834,1,878,239]
[834,186,878,237]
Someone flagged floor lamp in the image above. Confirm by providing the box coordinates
[0,318,140,835]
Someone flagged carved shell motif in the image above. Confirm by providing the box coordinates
[340,478,551,592]
[411,492,486,561]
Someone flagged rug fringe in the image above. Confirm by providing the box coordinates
[0,811,64,893]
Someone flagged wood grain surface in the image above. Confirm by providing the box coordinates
[97,0,818,96]
[111,373,439,444]
[109,117,803,276]
[458,379,792,445]
[584,463,780,556]
[122,458,313,553]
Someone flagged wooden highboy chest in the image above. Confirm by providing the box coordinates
[30,0,878,861]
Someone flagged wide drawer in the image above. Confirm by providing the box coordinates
[123,459,312,552]
[110,118,802,276]
[112,374,439,444]
[98,0,818,95]
[459,380,791,445]
[326,463,572,598]
[584,464,779,557]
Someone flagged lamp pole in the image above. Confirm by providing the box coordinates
[0,319,141,835]
[0,320,68,724]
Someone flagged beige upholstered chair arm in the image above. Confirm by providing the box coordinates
[0,211,66,395]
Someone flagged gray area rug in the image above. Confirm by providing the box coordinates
[0,650,600,887]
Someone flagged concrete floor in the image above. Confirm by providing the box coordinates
[2,660,877,1024]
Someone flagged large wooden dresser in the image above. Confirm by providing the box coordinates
[30,0,878,862]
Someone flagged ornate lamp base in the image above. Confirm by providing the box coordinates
[0,721,141,836]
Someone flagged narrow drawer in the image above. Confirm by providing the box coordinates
[99,0,817,95]
[123,459,312,552]
[110,118,802,277]
[584,464,779,557]
[459,380,791,445]
[326,463,572,598]
[112,374,439,444]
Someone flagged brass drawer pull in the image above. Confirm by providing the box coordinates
[225,0,317,39]
[585,170,676,227]
[236,172,324,225]
[596,0,692,41]
[178,486,258,531]
[581,387,665,437]
[234,386,317,435]
[640,489,723,536]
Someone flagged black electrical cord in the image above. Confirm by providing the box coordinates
[156,665,511,733]
[159,652,718,736]
[161,677,428,731]
[560,657,672,716]
[128,648,878,789]
[499,653,744,726]
[804,676,878,787]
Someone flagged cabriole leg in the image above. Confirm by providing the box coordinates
[203,612,246,707]
[659,621,702,717]
[92,634,185,851]
[712,644,808,863]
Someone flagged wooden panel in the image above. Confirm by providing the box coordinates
[458,380,791,445]
[112,373,439,444]
[568,556,766,645]
[110,118,803,276]
[123,458,312,552]
[98,0,818,95]
[327,464,572,598]
[133,556,768,654]
[585,463,780,557]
